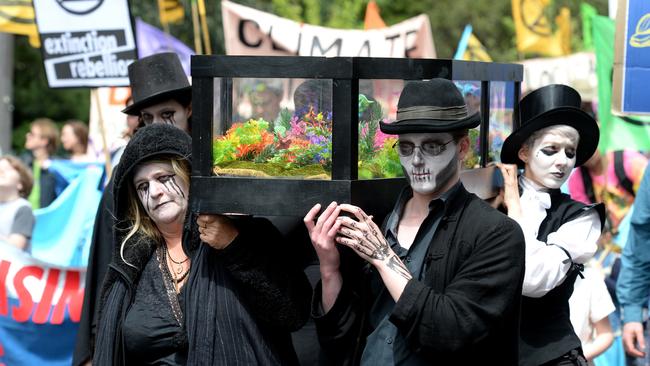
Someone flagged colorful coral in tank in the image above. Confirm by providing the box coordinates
[212,95,403,179]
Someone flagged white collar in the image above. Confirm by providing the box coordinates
[519,175,552,209]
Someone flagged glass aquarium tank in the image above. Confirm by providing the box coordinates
[190,56,523,216]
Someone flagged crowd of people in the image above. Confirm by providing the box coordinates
[2,51,650,365]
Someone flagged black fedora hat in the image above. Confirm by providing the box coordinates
[122,52,191,116]
[500,84,599,167]
[379,78,481,134]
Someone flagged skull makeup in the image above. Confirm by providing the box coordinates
[132,161,189,227]
[521,129,578,189]
[397,133,459,196]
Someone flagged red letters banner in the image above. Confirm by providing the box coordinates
[221,0,436,58]
[0,243,85,365]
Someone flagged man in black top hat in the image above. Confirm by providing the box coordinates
[73,52,192,366]
[304,78,526,365]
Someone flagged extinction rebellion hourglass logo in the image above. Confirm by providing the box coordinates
[55,0,104,15]
[519,0,553,36]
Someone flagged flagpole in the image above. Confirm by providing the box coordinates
[92,89,113,182]
[0,33,13,154]
[197,0,212,55]
[191,0,203,54]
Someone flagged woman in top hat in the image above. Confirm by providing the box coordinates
[497,84,605,366]
[93,123,311,365]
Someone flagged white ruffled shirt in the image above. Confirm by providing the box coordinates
[515,176,601,298]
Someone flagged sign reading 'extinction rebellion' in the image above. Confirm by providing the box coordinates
[33,0,137,88]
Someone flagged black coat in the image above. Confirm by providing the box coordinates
[312,185,526,365]
[93,215,312,365]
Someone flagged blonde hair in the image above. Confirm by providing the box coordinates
[523,125,580,151]
[119,157,190,267]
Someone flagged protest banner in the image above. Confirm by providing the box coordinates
[31,162,104,268]
[221,0,435,58]
[221,0,435,120]
[88,20,194,160]
[32,0,137,88]
[0,243,85,366]
[612,0,650,115]
[520,52,597,101]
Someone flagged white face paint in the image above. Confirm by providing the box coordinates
[132,161,189,228]
[397,132,459,196]
[523,132,577,189]
[139,100,191,133]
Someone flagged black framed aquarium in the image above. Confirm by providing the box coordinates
[190,56,523,216]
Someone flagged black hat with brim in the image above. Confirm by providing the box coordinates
[500,84,599,168]
[380,78,481,135]
[122,52,191,116]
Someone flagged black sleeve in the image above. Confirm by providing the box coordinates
[72,179,115,366]
[389,216,525,355]
[310,247,368,365]
[218,217,312,332]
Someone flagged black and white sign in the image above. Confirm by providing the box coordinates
[33,0,137,88]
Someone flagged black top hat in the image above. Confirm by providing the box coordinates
[379,78,481,135]
[500,84,599,167]
[122,52,191,116]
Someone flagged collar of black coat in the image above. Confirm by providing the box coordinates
[395,181,469,221]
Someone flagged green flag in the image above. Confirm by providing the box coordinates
[581,3,597,50]
[592,14,650,151]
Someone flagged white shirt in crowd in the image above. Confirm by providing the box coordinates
[569,265,615,343]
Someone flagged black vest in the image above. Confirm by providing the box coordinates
[519,192,605,366]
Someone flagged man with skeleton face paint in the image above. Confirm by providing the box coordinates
[498,84,605,366]
[305,78,526,365]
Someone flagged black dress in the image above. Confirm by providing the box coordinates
[122,253,188,365]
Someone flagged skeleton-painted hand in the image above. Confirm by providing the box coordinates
[336,204,412,280]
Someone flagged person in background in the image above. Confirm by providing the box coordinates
[0,155,35,251]
[617,166,650,364]
[569,264,615,365]
[122,96,140,140]
[60,120,90,162]
[568,148,647,245]
[21,117,59,209]
[73,52,193,366]
[498,84,604,366]
[306,78,525,365]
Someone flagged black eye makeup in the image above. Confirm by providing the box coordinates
[136,182,149,193]
[540,147,558,156]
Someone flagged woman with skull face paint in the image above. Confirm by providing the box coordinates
[73,53,196,366]
[306,79,526,365]
[92,124,311,365]
[498,84,606,366]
